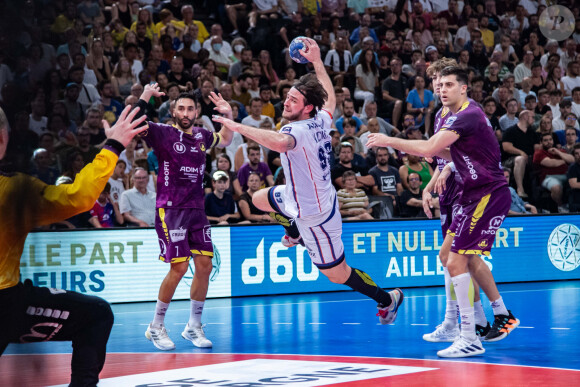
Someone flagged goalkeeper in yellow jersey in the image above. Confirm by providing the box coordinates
[0,105,146,386]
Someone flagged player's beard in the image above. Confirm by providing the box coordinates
[282,107,303,122]
[176,116,194,130]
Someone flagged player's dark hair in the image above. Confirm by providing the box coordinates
[440,66,469,86]
[176,92,198,105]
[294,73,328,118]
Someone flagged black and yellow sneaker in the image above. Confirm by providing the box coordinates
[476,322,491,340]
[485,310,520,342]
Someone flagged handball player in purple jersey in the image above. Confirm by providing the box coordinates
[421,59,491,344]
[367,66,519,358]
[134,84,234,350]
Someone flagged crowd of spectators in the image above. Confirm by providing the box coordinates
[1,0,580,229]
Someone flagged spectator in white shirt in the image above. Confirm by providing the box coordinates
[562,61,580,97]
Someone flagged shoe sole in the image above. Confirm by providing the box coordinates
[423,334,457,343]
[145,330,175,351]
[182,331,213,348]
[379,289,404,325]
[437,347,485,358]
[485,318,520,342]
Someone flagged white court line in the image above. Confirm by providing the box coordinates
[343,323,361,325]
[518,326,535,328]
[411,324,429,326]
[275,322,292,325]
[207,322,225,325]
[242,322,259,325]
[551,327,570,330]
[113,285,580,315]
[309,322,326,325]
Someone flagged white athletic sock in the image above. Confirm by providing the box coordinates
[188,300,204,328]
[152,300,170,328]
[473,300,487,326]
[443,267,458,329]
[491,296,509,316]
[452,272,476,341]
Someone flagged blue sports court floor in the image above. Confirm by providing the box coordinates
[1,280,579,386]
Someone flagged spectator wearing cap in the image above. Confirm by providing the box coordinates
[67,65,101,111]
[425,45,439,62]
[205,171,240,225]
[331,141,375,192]
[352,36,379,67]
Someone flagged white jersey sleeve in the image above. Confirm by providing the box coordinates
[279,110,336,219]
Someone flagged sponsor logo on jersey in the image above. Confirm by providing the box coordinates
[173,142,186,154]
[170,227,187,242]
[478,240,489,249]
[163,161,170,186]
[444,116,457,127]
[195,132,203,140]
[281,126,292,133]
[203,225,212,242]
[462,155,478,180]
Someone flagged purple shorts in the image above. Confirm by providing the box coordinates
[155,208,213,263]
[449,187,510,256]
[440,202,462,236]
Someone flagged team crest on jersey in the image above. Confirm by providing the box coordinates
[200,143,206,152]
[173,142,186,154]
[281,126,292,133]
[195,132,203,140]
[444,116,457,127]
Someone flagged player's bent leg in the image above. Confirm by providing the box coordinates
[16,283,114,385]
[260,185,303,247]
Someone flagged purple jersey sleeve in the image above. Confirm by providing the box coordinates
[440,101,506,202]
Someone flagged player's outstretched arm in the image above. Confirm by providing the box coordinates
[212,116,295,153]
[38,106,148,225]
[300,38,336,113]
[366,131,457,159]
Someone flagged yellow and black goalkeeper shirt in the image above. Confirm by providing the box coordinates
[0,146,121,290]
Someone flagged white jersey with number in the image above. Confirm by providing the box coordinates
[279,109,335,219]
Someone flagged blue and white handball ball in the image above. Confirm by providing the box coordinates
[289,37,309,64]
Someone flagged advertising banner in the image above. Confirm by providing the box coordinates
[19,215,580,302]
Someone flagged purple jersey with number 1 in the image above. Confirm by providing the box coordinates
[142,122,219,209]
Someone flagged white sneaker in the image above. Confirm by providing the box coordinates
[281,235,303,248]
[437,335,485,358]
[145,324,175,350]
[182,323,212,348]
[377,288,404,325]
[423,324,460,342]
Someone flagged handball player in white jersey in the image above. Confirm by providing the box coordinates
[213,38,403,324]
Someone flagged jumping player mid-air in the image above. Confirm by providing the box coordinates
[213,38,404,325]
[367,66,519,358]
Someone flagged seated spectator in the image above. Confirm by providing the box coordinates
[499,98,520,133]
[533,133,575,212]
[553,101,579,131]
[369,147,403,209]
[399,172,433,218]
[108,159,127,204]
[406,75,434,129]
[554,113,580,146]
[237,145,273,191]
[502,110,539,198]
[241,97,274,128]
[234,137,267,171]
[503,168,537,215]
[568,144,580,212]
[341,118,365,154]
[88,183,123,228]
[238,172,275,224]
[119,167,156,226]
[335,98,365,134]
[29,148,60,185]
[205,171,240,225]
[337,171,374,220]
[354,48,379,113]
[360,101,398,136]
[564,127,580,155]
[331,142,374,191]
[213,153,242,199]
[399,154,433,190]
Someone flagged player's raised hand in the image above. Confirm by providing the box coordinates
[299,37,321,63]
[142,82,166,99]
[103,105,148,147]
[366,133,391,148]
[209,91,233,119]
[212,115,240,132]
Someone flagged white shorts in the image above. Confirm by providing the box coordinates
[541,174,567,191]
[269,185,345,269]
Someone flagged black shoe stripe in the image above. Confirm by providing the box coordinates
[461,349,469,353]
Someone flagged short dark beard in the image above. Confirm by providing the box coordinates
[177,117,194,130]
